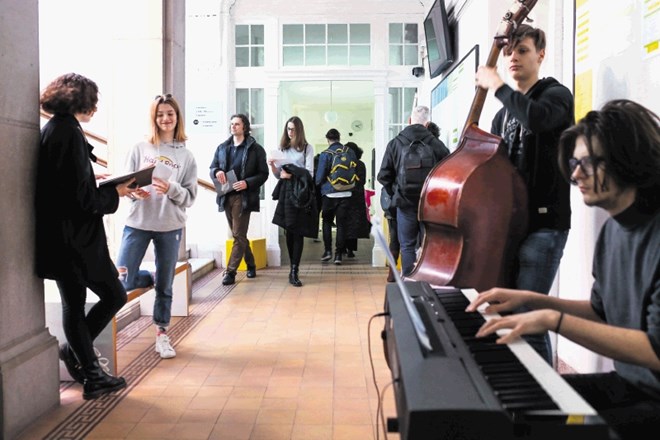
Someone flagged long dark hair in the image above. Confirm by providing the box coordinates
[231,113,251,137]
[558,99,660,212]
[40,73,99,115]
[279,116,308,152]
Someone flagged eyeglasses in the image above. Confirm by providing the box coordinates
[568,156,604,177]
[286,126,296,131]
[154,94,173,102]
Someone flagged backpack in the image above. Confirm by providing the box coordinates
[326,145,358,191]
[399,139,436,199]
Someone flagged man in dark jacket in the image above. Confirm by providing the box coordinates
[476,24,574,364]
[210,114,268,285]
[377,105,450,277]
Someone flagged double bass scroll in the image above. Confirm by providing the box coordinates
[410,0,537,292]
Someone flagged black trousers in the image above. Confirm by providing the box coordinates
[564,371,660,440]
[56,276,127,367]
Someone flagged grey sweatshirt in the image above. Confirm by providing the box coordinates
[124,140,198,232]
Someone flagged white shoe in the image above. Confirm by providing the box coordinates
[155,334,176,359]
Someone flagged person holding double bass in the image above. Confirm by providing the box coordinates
[475,24,574,365]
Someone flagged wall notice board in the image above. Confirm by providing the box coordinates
[574,0,659,120]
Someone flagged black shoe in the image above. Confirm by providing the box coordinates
[82,361,127,400]
[59,343,85,384]
[289,265,303,287]
[222,271,236,285]
[246,266,256,278]
[346,250,355,258]
[334,252,342,265]
[321,250,332,262]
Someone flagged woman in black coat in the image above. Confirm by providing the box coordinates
[36,73,136,400]
[268,116,316,286]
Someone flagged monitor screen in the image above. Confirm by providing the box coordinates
[430,45,479,152]
[424,0,454,79]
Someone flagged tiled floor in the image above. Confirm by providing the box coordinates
[17,238,401,440]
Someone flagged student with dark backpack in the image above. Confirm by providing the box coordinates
[315,129,356,265]
[377,105,450,276]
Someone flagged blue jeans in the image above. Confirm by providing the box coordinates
[116,226,182,327]
[514,228,569,364]
[396,206,422,276]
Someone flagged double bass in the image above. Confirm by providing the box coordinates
[408,0,537,292]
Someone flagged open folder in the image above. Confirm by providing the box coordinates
[98,165,156,188]
[212,169,238,196]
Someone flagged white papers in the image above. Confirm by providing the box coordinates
[213,169,238,196]
[152,161,173,181]
[269,149,291,168]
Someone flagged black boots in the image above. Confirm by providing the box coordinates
[82,360,127,400]
[289,265,302,287]
[59,343,85,384]
[222,271,236,285]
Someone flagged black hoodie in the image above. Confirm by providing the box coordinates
[491,77,574,232]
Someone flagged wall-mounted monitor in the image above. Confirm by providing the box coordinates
[430,45,479,152]
[424,0,454,79]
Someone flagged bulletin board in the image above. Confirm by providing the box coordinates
[574,0,660,120]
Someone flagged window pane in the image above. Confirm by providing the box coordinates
[251,126,264,148]
[404,45,418,65]
[404,23,418,44]
[236,47,249,67]
[306,46,325,65]
[328,24,348,44]
[388,88,402,124]
[251,89,264,123]
[328,45,348,65]
[236,89,249,114]
[283,46,304,66]
[252,47,264,66]
[389,45,402,65]
[350,45,370,65]
[350,24,370,44]
[235,25,249,45]
[389,23,402,44]
[306,24,325,44]
[251,25,264,44]
[389,126,400,140]
[403,88,416,122]
[283,24,303,44]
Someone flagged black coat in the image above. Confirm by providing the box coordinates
[35,114,120,283]
[345,161,371,240]
[271,164,319,238]
[377,124,450,209]
[209,135,269,213]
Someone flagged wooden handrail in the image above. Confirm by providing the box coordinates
[40,110,215,191]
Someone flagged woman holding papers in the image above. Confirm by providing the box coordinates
[268,116,317,287]
[115,94,198,359]
[36,73,134,399]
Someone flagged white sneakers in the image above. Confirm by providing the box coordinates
[155,333,176,359]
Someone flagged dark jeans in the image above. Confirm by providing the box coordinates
[564,372,660,439]
[396,206,423,276]
[321,196,350,253]
[56,276,127,367]
[514,228,569,364]
[225,193,255,273]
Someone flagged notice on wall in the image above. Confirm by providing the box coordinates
[187,101,222,133]
[574,0,660,119]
